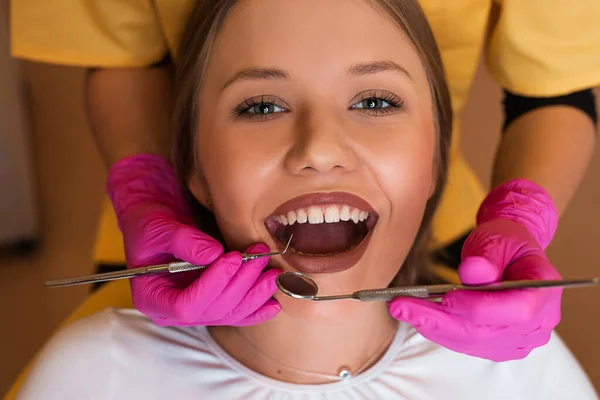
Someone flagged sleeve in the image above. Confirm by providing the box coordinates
[485,0,600,97]
[10,0,168,67]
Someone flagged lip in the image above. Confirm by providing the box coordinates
[269,192,377,217]
[266,191,378,274]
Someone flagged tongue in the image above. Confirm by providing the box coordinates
[284,221,358,255]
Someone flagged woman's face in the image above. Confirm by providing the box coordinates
[190,0,437,318]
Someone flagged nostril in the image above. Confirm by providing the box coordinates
[298,164,347,175]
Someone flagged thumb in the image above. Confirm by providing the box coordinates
[458,256,503,285]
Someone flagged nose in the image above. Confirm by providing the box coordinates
[284,109,358,176]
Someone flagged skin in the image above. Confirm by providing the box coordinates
[493,106,596,217]
[187,0,437,383]
[86,65,173,168]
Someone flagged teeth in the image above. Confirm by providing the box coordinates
[324,206,340,223]
[273,204,372,225]
[296,209,308,223]
[287,211,297,225]
[308,206,324,224]
[350,208,360,223]
[340,205,351,221]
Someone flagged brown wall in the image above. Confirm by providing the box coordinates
[0,60,598,395]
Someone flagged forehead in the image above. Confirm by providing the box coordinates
[204,0,428,89]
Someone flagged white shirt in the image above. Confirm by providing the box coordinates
[17,308,598,400]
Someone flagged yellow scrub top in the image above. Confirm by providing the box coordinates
[11,0,600,265]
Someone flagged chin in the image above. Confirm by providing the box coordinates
[272,253,398,321]
[273,286,382,322]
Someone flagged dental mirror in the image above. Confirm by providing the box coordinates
[276,271,599,302]
[276,272,320,299]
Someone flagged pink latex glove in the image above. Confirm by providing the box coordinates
[389,178,562,361]
[107,154,281,326]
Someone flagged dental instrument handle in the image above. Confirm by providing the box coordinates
[424,278,599,296]
[351,278,599,302]
[45,254,263,288]
[44,262,202,288]
[45,236,293,288]
[162,251,284,274]
[353,286,432,301]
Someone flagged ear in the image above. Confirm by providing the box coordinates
[187,170,213,211]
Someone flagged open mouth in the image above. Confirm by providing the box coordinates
[265,192,378,274]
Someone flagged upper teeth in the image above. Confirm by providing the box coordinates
[274,205,369,225]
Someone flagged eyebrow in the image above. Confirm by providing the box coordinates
[347,60,413,81]
[221,60,412,91]
[222,68,290,91]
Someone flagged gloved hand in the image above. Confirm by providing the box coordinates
[389,178,562,361]
[107,154,281,326]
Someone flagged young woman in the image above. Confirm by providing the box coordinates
[16,1,597,398]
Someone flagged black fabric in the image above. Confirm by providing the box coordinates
[91,264,127,292]
[150,53,172,68]
[503,89,597,130]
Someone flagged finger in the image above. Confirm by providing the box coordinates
[169,223,224,265]
[503,254,562,281]
[226,268,281,324]
[449,253,561,325]
[442,288,548,326]
[231,299,281,327]
[458,256,503,285]
[460,221,532,279]
[130,275,183,320]
[388,297,477,339]
[443,256,559,326]
[209,244,272,316]
[178,252,243,319]
[460,225,514,271]
[472,329,553,361]
[446,339,534,362]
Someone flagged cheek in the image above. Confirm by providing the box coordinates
[196,122,282,246]
[366,119,436,213]
[364,122,436,279]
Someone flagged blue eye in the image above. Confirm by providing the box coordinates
[246,103,286,115]
[349,90,405,116]
[233,96,290,120]
[352,98,391,110]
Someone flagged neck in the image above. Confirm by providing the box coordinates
[209,302,397,384]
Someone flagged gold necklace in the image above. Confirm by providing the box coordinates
[236,325,398,382]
